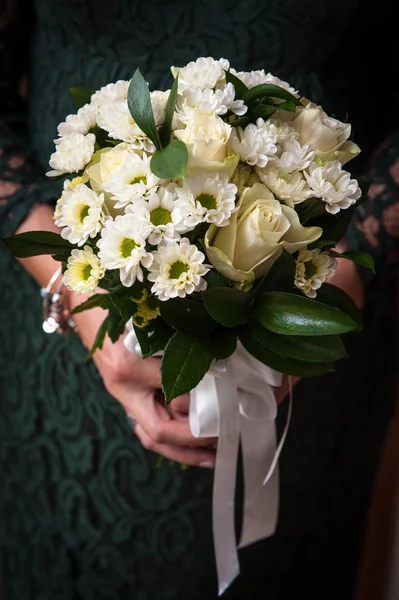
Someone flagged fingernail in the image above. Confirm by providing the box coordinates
[200,461,215,469]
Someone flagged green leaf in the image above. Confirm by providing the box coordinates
[127,68,161,150]
[150,140,188,179]
[310,239,337,250]
[160,297,218,337]
[308,204,356,243]
[253,251,296,296]
[69,87,94,110]
[202,287,252,327]
[159,76,179,148]
[252,101,296,121]
[71,293,112,315]
[85,316,109,362]
[315,283,364,329]
[254,291,357,336]
[133,325,152,358]
[1,231,73,258]
[145,320,174,358]
[243,84,301,107]
[331,250,375,272]
[238,326,334,377]
[111,294,137,321]
[205,270,231,289]
[161,332,214,403]
[224,70,248,99]
[230,116,250,128]
[210,328,237,359]
[250,319,347,362]
[107,310,126,343]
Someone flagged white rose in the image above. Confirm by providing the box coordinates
[293,102,360,165]
[174,111,238,177]
[205,183,322,283]
[85,143,133,193]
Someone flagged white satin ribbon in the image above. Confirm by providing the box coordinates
[124,325,292,596]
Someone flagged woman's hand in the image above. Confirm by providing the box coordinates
[69,291,216,467]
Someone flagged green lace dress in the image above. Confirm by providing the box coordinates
[1,1,398,599]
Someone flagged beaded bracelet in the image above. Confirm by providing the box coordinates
[41,267,77,335]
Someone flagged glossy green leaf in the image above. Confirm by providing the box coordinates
[254,291,357,336]
[250,319,347,362]
[161,332,214,403]
[205,270,231,289]
[253,251,296,296]
[160,297,218,337]
[230,116,250,128]
[308,204,356,243]
[243,84,301,107]
[202,287,252,327]
[315,283,364,329]
[69,87,94,110]
[85,316,109,362]
[159,76,179,148]
[127,68,161,150]
[238,326,334,377]
[210,328,237,359]
[1,231,73,258]
[310,239,337,249]
[107,311,126,343]
[71,293,112,315]
[150,140,188,179]
[224,70,248,99]
[331,250,375,272]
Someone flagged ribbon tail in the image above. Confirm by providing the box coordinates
[238,389,279,549]
[213,365,241,596]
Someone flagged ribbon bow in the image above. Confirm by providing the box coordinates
[124,326,291,596]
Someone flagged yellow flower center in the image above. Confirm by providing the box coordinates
[150,207,172,226]
[169,261,189,279]
[130,174,147,186]
[196,193,217,210]
[120,238,138,258]
[304,261,317,279]
[82,264,92,280]
[80,205,90,222]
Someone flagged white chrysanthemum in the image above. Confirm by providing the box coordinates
[171,57,230,91]
[62,175,88,191]
[231,164,260,196]
[127,187,188,245]
[266,117,298,145]
[271,139,315,173]
[176,84,246,128]
[54,183,106,245]
[229,118,277,168]
[104,152,160,208]
[47,133,96,177]
[147,238,210,301]
[230,68,299,96]
[97,214,153,287]
[304,161,361,214]
[97,101,155,152]
[175,172,237,227]
[151,90,170,126]
[64,246,105,295]
[90,80,129,107]
[295,248,338,298]
[256,166,312,206]
[57,104,98,139]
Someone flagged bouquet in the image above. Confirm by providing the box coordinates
[2,56,374,594]
[3,56,372,401]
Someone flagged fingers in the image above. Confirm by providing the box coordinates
[134,424,216,467]
[168,394,191,418]
[130,391,216,447]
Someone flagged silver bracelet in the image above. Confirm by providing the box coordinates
[41,267,77,335]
